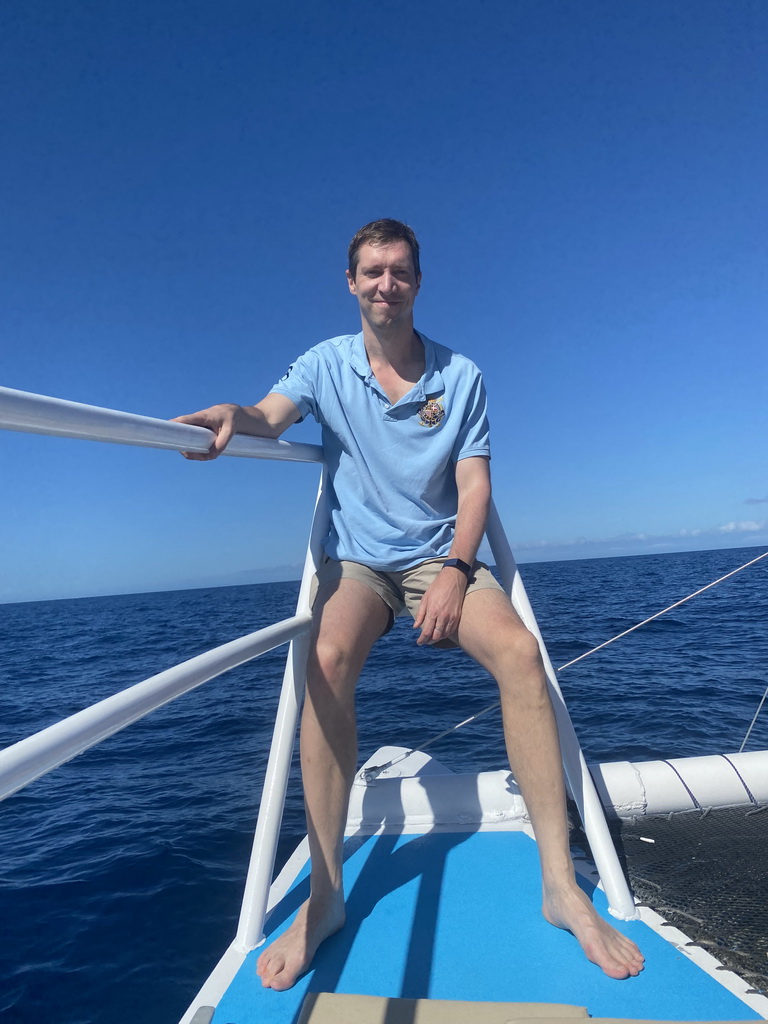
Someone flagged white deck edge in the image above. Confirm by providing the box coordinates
[178,942,246,1024]
[266,836,312,916]
[178,842,313,1024]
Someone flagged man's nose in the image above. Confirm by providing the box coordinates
[378,270,397,293]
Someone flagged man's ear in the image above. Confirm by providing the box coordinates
[346,268,357,295]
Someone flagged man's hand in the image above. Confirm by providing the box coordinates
[172,403,242,460]
[173,394,302,460]
[413,567,468,646]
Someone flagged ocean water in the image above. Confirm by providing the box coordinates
[1,546,766,1024]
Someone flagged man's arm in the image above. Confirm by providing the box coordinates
[172,393,302,461]
[413,455,491,646]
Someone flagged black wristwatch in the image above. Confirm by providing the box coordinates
[442,557,473,579]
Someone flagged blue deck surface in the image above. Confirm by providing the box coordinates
[214,830,761,1024]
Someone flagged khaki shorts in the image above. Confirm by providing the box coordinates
[311,554,504,648]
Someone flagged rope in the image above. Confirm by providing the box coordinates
[739,685,768,753]
[557,548,768,671]
[359,548,768,783]
[719,754,758,804]
[660,759,703,810]
[358,704,501,782]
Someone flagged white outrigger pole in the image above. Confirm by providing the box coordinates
[486,501,637,920]
[0,385,637,953]
[233,467,331,952]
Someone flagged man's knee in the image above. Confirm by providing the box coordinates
[492,624,547,695]
[508,624,542,668]
[307,618,378,698]
[480,609,541,665]
[310,635,355,684]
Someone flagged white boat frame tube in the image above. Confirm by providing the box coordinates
[234,469,330,952]
[593,750,768,816]
[0,386,324,462]
[486,501,638,920]
[0,615,311,803]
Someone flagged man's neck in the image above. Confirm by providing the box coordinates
[361,320,425,404]
[361,319,421,369]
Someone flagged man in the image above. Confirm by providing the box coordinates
[175,219,644,990]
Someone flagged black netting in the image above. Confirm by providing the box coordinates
[571,804,768,995]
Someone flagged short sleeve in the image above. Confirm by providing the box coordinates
[452,369,491,462]
[269,350,321,423]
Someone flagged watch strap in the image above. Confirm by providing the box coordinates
[442,557,473,578]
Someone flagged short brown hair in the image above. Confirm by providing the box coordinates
[347,219,421,279]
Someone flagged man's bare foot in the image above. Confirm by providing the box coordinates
[256,892,346,991]
[543,883,645,979]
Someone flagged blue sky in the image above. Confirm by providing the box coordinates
[1,0,766,603]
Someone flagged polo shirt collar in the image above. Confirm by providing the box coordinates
[349,330,445,403]
[349,332,372,379]
[418,332,445,398]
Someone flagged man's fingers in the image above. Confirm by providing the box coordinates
[177,433,221,460]
[415,616,456,646]
[181,448,216,461]
[414,576,463,644]
[171,410,236,460]
[211,426,235,454]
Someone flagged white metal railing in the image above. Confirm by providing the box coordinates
[0,385,327,950]
[0,615,311,802]
[486,501,637,920]
[0,386,324,462]
[235,467,330,950]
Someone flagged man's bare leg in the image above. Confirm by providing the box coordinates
[256,580,390,991]
[456,589,644,979]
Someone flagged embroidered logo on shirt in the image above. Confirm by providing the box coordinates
[417,397,445,428]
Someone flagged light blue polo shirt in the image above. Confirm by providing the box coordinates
[270,331,490,571]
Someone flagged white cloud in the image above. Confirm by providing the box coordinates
[510,518,768,563]
[718,520,765,533]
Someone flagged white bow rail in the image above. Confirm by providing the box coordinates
[0,615,311,802]
[0,384,329,952]
[0,385,324,462]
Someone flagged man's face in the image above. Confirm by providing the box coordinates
[346,241,421,331]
